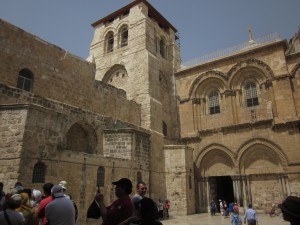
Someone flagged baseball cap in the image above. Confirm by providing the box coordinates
[112,178,132,188]
[51,185,65,198]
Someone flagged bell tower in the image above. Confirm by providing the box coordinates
[89,0,180,198]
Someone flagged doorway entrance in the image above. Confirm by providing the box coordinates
[215,176,234,204]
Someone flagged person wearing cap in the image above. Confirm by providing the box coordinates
[58,181,71,199]
[95,178,133,225]
[0,194,25,225]
[243,204,258,225]
[45,185,75,225]
[278,195,300,225]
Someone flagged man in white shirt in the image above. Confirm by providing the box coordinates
[244,204,258,225]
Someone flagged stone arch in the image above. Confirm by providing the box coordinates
[66,120,98,154]
[195,144,236,177]
[291,63,300,78]
[228,59,274,89]
[237,138,288,175]
[189,71,227,98]
[102,64,128,91]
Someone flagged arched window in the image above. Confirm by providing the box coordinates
[106,31,114,53]
[160,38,166,58]
[245,81,259,107]
[119,25,128,47]
[208,90,220,114]
[97,166,105,187]
[32,162,46,183]
[17,68,33,92]
[137,171,142,183]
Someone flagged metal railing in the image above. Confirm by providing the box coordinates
[182,33,281,67]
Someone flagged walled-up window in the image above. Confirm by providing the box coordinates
[208,90,220,114]
[137,171,142,183]
[160,38,166,58]
[162,121,167,137]
[106,31,114,53]
[97,166,105,187]
[17,68,33,92]
[120,25,128,47]
[245,81,259,107]
[32,162,46,183]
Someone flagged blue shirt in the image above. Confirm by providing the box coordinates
[244,208,257,222]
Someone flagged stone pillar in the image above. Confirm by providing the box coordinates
[205,178,211,212]
[164,145,195,215]
[242,176,248,208]
[246,176,252,204]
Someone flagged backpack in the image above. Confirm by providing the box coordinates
[232,214,240,225]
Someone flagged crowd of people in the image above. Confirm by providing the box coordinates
[210,197,300,225]
[0,181,77,225]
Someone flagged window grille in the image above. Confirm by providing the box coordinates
[32,162,46,183]
[245,81,259,107]
[209,90,220,114]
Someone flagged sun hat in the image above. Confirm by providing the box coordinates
[58,180,68,190]
[51,185,65,198]
[278,196,300,220]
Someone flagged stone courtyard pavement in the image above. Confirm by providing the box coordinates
[160,213,289,225]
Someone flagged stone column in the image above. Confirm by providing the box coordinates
[242,176,248,208]
[246,176,252,204]
[205,177,211,212]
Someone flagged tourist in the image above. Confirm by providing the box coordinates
[58,180,78,221]
[137,197,162,225]
[0,194,25,225]
[233,203,239,214]
[37,183,53,225]
[219,199,224,215]
[228,202,234,216]
[157,199,164,219]
[95,178,133,225]
[210,200,216,216]
[278,196,300,225]
[230,209,242,225]
[223,200,228,218]
[15,192,38,225]
[165,200,170,217]
[45,185,75,225]
[243,203,258,225]
[31,189,42,207]
[119,181,148,225]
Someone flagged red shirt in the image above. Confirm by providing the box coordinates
[37,196,53,225]
[105,197,133,225]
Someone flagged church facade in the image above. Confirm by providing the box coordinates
[1,0,300,224]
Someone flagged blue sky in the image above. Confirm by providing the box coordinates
[1,0,299,63]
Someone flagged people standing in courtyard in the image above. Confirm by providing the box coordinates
[0,194,25,225]
[37,183,53,225]
[45,185,75,225]
[95,178,133,225]
[165,200,170,217]
[137,197,162,225]
[157,199,164,219]
[219,199,224,215]
[233,203,239,214]
[15,192,38,225]
[278,196,300,225]
[210,200,216,215]
[228,202,234,216]
[119,181,148,225]
[243,204,258,225]
[223,200,228,218]
[231,209,242,225]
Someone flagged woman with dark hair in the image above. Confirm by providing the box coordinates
[137,197,162,225]
[0,194,25,225]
